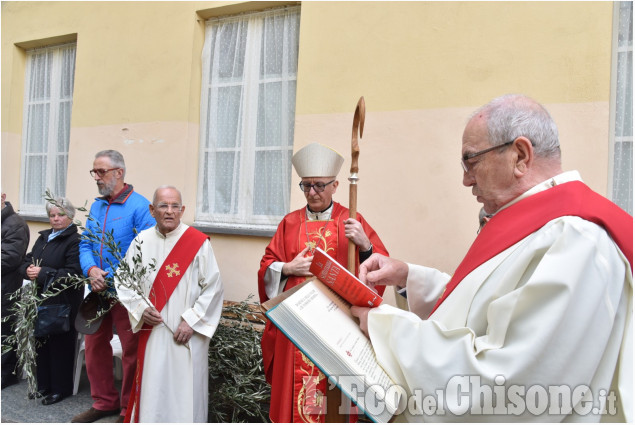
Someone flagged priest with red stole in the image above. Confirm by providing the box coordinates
[352,94,633,422]
[258,142,389,422]
[116,185,224,423]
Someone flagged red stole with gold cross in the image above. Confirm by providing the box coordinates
[125,226,208,423]
[287,217,338,422]
[430,181,633,316]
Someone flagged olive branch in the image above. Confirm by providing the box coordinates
[47,190,187,347]
[113,238,190,349]
[1,260,84,397]
[208,296,270,422]
[0,188,165,398]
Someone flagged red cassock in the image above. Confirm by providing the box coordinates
[258,202,389,423]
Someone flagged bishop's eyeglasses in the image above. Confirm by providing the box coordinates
[299,180,335,193]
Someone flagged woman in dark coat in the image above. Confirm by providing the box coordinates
[19,197,83,405]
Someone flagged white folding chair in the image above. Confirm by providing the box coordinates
[73,334,124,395]
[72,333,85,395]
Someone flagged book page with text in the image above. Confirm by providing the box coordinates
[286,280,394,388]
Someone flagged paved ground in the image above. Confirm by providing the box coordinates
[1,367,121,423]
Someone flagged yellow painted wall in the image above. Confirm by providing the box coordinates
[2,1,616,304]
[295,1,612,113]
[290,1,613,279]
[2,1,203,128]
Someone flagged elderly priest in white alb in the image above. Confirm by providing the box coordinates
[352,94,632,422]
[116,185,224,423]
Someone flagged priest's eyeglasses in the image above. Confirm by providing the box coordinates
[299,180,335,193]
[155,203,183,212]
[89,168,120,178]
[461,140,514,173]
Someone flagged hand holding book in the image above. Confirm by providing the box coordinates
[262,248,399,422]
[350,305,371,338]
[308,247,382,307]
[282,246,314,277]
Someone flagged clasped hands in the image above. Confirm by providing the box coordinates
[143,307,193,345]
[25,264,41,281]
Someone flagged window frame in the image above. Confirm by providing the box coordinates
[19,42,77,216]
[607,1,633,215]
[195,6,301,236]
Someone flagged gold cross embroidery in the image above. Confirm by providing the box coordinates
[165,263,180,277]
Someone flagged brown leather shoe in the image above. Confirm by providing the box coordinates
[71,407,120,423]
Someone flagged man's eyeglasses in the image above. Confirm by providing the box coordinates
[461,140,514,173]
[299,180,335,193]
[89,168,120,178]
[155,203,183,212]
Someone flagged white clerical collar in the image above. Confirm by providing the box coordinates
[305,203,333,221]
[155,222,186,238]
[497,170,583,214]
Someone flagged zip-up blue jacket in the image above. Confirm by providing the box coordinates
[79,184,155,292]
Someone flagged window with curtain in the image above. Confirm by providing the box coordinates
[609,2,633,215]
[20,43,76,215]
[198,6,301,233]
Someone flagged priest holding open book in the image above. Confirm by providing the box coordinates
[258,142,389,423]
[351,94,633,422]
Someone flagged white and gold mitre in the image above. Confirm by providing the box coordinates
[292,142,344,178]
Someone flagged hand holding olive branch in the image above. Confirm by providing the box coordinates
[44,189,190,345]
[116,240,191,350]
[44,190,153,328]
[1,259,84,398]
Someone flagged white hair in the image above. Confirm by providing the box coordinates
[46,196,76,219]
[473,94,561,159]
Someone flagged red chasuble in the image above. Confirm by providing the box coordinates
[125,227,208,423]
[431,181,633,316]
[258,202,388,423]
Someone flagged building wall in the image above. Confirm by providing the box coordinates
[2,1,615,305]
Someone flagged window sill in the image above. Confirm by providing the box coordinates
[193,222,276,238]
[20,213,49,223]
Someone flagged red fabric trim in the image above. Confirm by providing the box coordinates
[149,227,208,311]
[125,227,208,423]
[430,181,633,316]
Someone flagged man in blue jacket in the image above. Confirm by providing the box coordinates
[72,150,155,423]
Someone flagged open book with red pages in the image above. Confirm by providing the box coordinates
[261,250,399,423]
